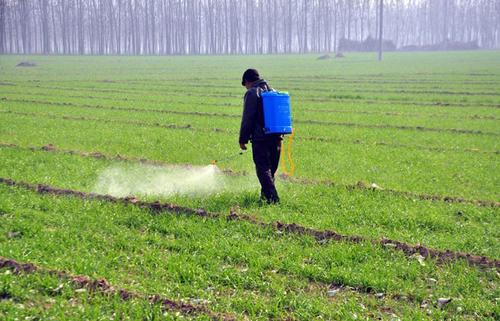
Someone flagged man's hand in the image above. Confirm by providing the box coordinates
[239,143,247,150]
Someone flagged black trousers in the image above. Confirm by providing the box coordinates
[252,138,281,203]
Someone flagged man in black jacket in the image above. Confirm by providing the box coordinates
[239,69,281,204]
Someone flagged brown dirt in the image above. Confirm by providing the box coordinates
[317,54,332,60]
[12,83,500,108]
[299,119,499,136]
[16,62,36,67]
[307,107,500,121]
[0,256,235,320]
[304,96,500,108]
[0,257,38,273]
[2,178,497,269]
[280,175,500,208]
[4,96,499,154]
[1,142,248,178]
[4,98,496,137]
[1,142,498,207]
[0,109,229,134]
[0,235,414,310]
[5,94,499,121]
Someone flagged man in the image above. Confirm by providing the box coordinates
[239,69,281,204]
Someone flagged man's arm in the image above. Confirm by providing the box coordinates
[239,90,258,146]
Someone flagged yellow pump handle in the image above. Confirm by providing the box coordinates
[280,128,296,176]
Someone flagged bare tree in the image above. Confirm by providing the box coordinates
[378,0,383,61]
[0,0,498,55]
[0,0,5,54]
[38,0,50,53]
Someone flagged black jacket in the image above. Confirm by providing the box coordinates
[239,79,281,144]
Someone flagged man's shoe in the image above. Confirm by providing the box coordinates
[267,196,280,204]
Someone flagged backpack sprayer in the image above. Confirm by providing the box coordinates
[262,91,295,176]
[211,90,295,176]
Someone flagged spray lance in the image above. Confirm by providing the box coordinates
[210,90,295,175]
[210,151,247,166]
[210,144,294,175]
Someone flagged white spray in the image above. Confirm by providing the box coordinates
[93,163,229,198]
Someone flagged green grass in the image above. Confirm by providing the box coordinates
[0,185,498,320]
[0,147,498,258]
[0,110,497,199]
[0,51,499,319]
[0,272,183,321]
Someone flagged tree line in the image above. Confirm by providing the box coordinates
[0,0,498,55]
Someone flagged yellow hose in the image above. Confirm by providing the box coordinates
[280,128,296,176]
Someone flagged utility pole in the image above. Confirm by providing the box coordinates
[378,0,384,61]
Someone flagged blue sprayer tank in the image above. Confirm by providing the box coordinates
[261,91,293,135]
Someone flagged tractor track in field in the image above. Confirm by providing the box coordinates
[280,175,500,208]
[1,91,241,108]
[3,104,499,155]
[2,103,499,138]
[295,87,500,97]
[0,109,212,132]
[1,97,242,118]
[305,108,499,121]
[5,92,499,121]
[29,76,500,86]
[0,248,432,314]
[8,84,500,108]
[4,93,500,125]
[5,96,500,123]
[0,175,423,309]
[22,76,500,86]
[18,80,500,97]
[296,119,499,136]
[0,142,244,177]
[1,177,498,269]
[132,77,500,87]
[0,257,235,321]
[274,77,500,86]
[305,97,500,108]
[1,142,498,208]
[176,82,500,97]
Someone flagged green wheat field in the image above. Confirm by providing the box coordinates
[0,52,499,320]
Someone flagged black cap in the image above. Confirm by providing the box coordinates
[241,68,260,86]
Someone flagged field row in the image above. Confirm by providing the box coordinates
[3,97,500,149]
[3,94,499,134]
[12,78,500,97]
[12,73,500,85]
[4,90,499,121]
[3,101,498,137]
[0,182,498,320]
[1,53,499,320]
[0,145,498,258]
[12,82,500,106]
[2,177,498,268]
[1,110,497,200]
[3,103,497,153]
[0,257,224,320]
[0,185,464,320]
[1,142,498,208]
